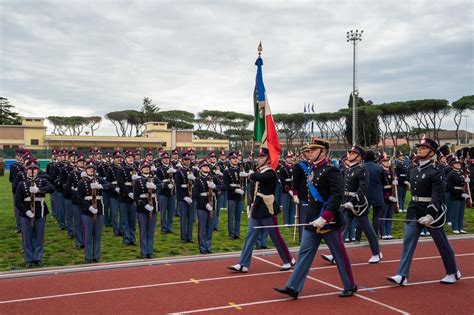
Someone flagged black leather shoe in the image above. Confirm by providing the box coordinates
[339,285,357,297]
[25,262,33,269]
[274,287,299,300]
[35,260,43,267]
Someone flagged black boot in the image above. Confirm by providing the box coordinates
[339,285,357,297]
[274,287,299,300]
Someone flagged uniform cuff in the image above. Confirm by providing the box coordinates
[292,189,299,196]
[321,210,334,223]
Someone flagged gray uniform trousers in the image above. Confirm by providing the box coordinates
[82,214,104,261]
[137,211,157,256]
[57,192,66,229]
[397,221,457,278]
[343,210,380,255]
[158,194,175,233]
[197,209,214,253]
[119,202,136,244]
[238,216,292,268]
[109,196,121,236]
[72,203,83,247]
[64,198,74,236]
[287,228,355,292]
[20,216,46,263]
[179,201,195,241]
[297,202,309,241]
[228,199,243,238]
[13,193,21,230]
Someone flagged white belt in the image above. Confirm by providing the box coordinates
[162,179,169,183]
[285,179,292,182]
[111,181,117,185]
[24,197,45,202]
[454,187,463,190]
[139,194,157,198]
[230,184,240,187]
[71,187,78,191]
[383,185,392,189]
[400,174,406,177]
[84,196,103,201]
[124,182,132,186]
[344,192,356,196]
[200,192,208,196]
[412,196,431,202]
[181,184,188,188]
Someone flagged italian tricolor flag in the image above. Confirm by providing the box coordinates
[253,55,281,170]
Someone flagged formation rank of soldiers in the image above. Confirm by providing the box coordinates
[8,138,473,298]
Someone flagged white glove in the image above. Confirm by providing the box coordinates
[88,206,98,214]
[248,170,255,176]
[187,174,196,181]
[205,203,213,211]
[239,171,248,177]
[418,214,434,226]
[310,217,327,229]
[289,190,294,197]
[215,170,222,176]
[167,168,177,174]
[389,196,398,203]
[81,171,87,178]
[207,181,216,189]
[132,174,140,180]
[465,177,470,183]
[26,210,34,218]
[461,193,469,199]
[176,162,182,168]
[151,165,157,171]
[293,195,300,204]
[146,182,156,189]
[115,187,120,193]
[168,183,174,189]
[343,202,354,210]
[128,192,134,199]
[145,204,154,211]
[235,188,245,195]
[184,196,193,204]
[404,181,410,186]
[29,186,39,193]
[392,180,398,186]
[90,182,103,190]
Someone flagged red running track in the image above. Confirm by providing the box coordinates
[0,237,473,314]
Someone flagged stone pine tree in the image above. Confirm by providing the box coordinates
[0,97,22,125]
[344,93,380,147]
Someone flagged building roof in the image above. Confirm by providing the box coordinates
[413,130,472,140]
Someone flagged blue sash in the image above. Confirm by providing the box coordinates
[299,162,332,216]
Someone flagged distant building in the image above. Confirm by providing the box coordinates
[408,130,472,148]
[0,118,229,154]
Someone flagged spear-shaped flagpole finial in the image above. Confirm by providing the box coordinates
[258,41,263,56]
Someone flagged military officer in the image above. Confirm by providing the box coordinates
[446,158,469,234]
[292,145,313,241]
[274,139,357,299]
[156,151,177,233]
[46,149,60,220]
[60,149,78,238]
[52,149,68,230]
[175,152,196,242]
[280,151,296,225]
[228,148,295,273]
[106,150,123,237]
[387,137,460,286]
[15,159,55,268]
[65,153,86,249]
[395,152,409,212]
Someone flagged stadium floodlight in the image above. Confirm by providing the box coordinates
[347,29,363,145]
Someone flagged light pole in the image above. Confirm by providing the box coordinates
[461,114,469,144]
[347,29,363,145]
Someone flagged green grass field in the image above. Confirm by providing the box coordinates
[1,173,472,271]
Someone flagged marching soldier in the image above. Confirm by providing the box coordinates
[446,158,469,234]
[156,151,177,233]
[387,137,460,286]
[224,151,248,239]
[379,154,398,240]
[60,149,78,238]
[46,149,60,220]
[280,151,296,225]
[106,150,123,237]
[170,148,180,168]
[395,152,409,212]
[322,145,382,264]
[10,149,29,233]
[77,160,111,263]
[134,160,160,258]
[274,139,357,299]
[15,159,55,268]
[175,152,196,242]
[228,148,295,273]
[193,159,225,253]
[116,149,138,246]
[97,149,112,228]
[65,153,86,249]
[52,149,68,230]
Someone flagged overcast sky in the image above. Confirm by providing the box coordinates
[1,0,473,135]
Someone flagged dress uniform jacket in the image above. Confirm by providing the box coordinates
[60,164,75,200]
[65,169,83,205]
[395,160,408,187]
[193,174,225,209]
[446,170,466,201]
[292,160,311,202]
[249,167,281,219]
[116,164,137,203]
[15,177,55,218]
[133,175,160,214]
[175,166,194,201]
[77,176,111,216]
[106,163,121,199]
[156,164,175,197]
[224,166,243,201]
[305,159,344,230]
[279,163,293,195]
[343,163,369,210]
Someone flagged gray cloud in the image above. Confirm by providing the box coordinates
[1,0,472,134]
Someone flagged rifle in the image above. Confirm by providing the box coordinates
[91,177,97,223]
[239,163,245,201]
[187,170,193,198]
[391,158,400,212]
[169,169,175,196]
[30,180,36,227]
[208,178,214,219]
[147,175,154,220]
[464,164,473,208]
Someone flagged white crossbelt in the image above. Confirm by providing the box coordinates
[230,183,240,187]
[383,185,392,189]
[139,194,157,199]
[200,192,208,196]
[285,178,292,182]
[344,191,356,196]
[412,196,431,202]
[124,182,132,186]
[24,197,45,202]
[181,184,188,188]
[400,174,407,177]
[454,187,463,190]
[162,179,169,183]
[84,196,103,201]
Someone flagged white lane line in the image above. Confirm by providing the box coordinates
[0,252,472,305]
[174,277,474,314]
[256,256,409,314]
